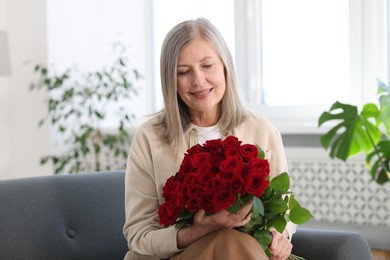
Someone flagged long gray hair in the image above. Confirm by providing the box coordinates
[154,17,248,151]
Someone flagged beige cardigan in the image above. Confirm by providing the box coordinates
[123,112,297,260]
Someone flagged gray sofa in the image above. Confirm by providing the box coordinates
[0,171,373,260]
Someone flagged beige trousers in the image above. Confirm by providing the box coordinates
[170,228,269,260]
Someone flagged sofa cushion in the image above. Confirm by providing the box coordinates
[301,219,390,251]
[0,171,128,260]
[292,228,372,260]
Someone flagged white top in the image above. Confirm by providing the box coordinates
[193,124,222,145]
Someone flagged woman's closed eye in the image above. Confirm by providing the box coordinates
[178,70,190,76]
[203,64,213,69]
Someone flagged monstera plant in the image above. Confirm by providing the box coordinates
[318,80,390,185]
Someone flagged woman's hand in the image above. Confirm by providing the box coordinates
[194,198,253,229]
[269,229,292,260]
[176,199,253,249]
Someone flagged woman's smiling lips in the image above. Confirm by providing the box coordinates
[190,88,213,97]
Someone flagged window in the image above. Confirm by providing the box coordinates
[235,0,389,133]
[46,0,149,129]
[261,0,350,107]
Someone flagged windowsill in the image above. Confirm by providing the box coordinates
[249,104,335,135]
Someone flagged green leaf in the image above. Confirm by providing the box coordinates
[261,187,273,200]
[253,196,264,217]
[268,198,288,214]
[318,101,381,161]
[94,110,105,119]
[178,208,193,219]
[289,206,313,224]
[289,194,300,209]
[366,140,390,184]
[269,172,290,192]
[271,214,287,233]
[256,144,265,159]
[254,229,273,251]
[93,143,101,154]
[30,48,141,174]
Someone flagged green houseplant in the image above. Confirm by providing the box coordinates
[30,50,141,174]
[318,80,390,184]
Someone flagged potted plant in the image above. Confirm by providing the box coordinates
[30,48,142,174]
[318,80,390,184]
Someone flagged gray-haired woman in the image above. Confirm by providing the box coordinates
[123,18,296,260]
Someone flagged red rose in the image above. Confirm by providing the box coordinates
[198,170,214,185]
[200,175,219,192]
[222,136,242,149]
[210,153,225,168]
[187,197,202,212]
[233,163,251,180]
[162,176,180,198]
[158,202,180,227]
[166,187,186,208]
[250,158,270,177]
[246,173,269,198]
[203,139,223,156]
[211,189,236,212]
[186,144,203,156]
[185,183,201,201]
[219,170,235,184]
[179,156,193,172]
[183,172,198,185]
[178,158,193,181]
[220,155,243,173]
[191,152,212,167]
[240,144,259,162]
[229,174,246,195]
[196,164,212,175]
[224,147,240,157]
[180,184,190,200]
[212,177,224,191]
[200,192,214,213]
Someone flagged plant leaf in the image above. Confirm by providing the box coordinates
[256,144,265,159]
[366,140,390,184]
[269,198,288,214]
[254,229,273,252]
[289,194,300,209]
[269,172,290,192]
[318,101,381,161]
[289,206,314,224]
[253,196,264,217]
[271,214,287,233]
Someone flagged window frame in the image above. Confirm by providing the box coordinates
[234,0,389,134]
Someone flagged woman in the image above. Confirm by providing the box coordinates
[123,18,296,260]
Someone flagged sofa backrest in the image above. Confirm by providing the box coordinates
[0,171,128,260]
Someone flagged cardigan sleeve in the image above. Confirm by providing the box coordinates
[123,126,182,259]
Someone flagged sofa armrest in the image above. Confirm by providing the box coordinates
[292,228,373,260]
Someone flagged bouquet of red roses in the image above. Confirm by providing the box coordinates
[158,136,313,259]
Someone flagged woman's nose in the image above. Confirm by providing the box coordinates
[192,70,206,87]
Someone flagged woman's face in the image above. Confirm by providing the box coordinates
[176,37,226,125]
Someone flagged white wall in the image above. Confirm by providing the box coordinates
[0,0,51,179]
[0,0,11,179]
[0,0,151,179]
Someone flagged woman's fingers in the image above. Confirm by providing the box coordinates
[269,230,293,260]
[194,198,255,229]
